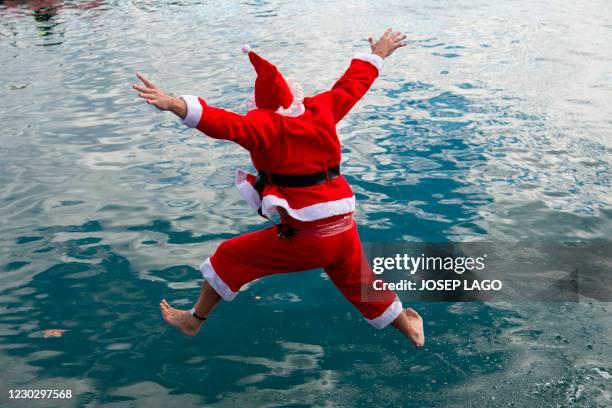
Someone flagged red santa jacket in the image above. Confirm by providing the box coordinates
[180,53,383,221]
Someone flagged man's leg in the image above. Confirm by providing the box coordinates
[161,224,327,336]
[160,281,220,337]
[324,225,425,347]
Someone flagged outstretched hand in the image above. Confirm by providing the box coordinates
[133,73,186,118]
[369,28,408,59]
[133,73,174,110]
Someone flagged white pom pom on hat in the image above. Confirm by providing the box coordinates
[242,44,251,54]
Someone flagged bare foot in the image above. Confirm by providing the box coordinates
[392,307,425,347]
[159,299,203,337]
[404,308,425,347]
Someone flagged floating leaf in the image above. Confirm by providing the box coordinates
[43,329,66,338]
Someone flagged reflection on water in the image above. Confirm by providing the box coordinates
[1,0,611,406]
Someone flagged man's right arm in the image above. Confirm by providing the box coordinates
[179,95,276,151]
[133,73,276,151]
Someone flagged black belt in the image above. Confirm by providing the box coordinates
[254,165,340,192]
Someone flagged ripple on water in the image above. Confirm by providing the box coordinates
[0,0,611,406]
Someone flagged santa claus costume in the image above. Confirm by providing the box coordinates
[179,46,403,329]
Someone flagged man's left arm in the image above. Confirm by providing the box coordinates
[313,28,407,123]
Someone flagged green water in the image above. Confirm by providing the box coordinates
[1,0,611,406]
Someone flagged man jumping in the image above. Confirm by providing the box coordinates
[133,28,424,347]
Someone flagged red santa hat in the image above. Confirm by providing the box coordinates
[242,45,293,111]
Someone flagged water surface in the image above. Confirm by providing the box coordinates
[1,0,611,406]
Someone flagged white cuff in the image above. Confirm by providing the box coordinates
[180,95,203,128]
[366,297,403,329]
[353,53,383,74]
[199,257,238,301]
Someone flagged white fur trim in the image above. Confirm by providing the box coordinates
[235,169,262,211]
[199,257,238,301]
[366,297,403,329]
[261,195,356,221]
[353,53,383,74]
[180,95,203,128]
[242,44,251,54]
[276,103,305,117]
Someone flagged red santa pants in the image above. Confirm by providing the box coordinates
[199,214,403,329]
